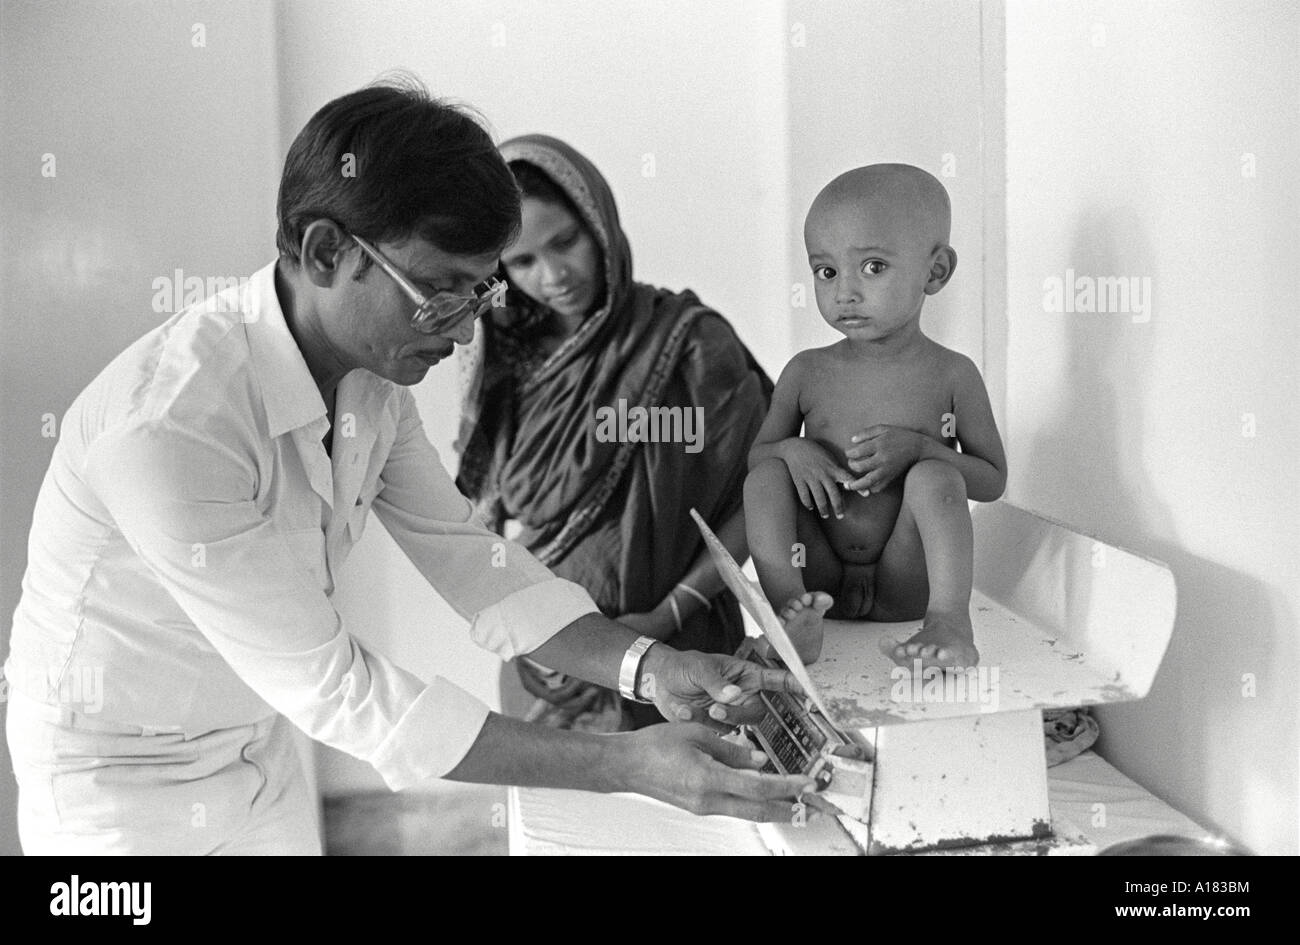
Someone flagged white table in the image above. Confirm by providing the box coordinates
[507,750,1211,855]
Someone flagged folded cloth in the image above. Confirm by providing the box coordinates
[1043,707,1100,767]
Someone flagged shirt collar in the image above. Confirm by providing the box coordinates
[244,260,330,438]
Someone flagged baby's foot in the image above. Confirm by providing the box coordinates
[778,592,834,664]
[881,610,979,669]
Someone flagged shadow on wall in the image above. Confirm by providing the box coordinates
[1022,210,1292,850]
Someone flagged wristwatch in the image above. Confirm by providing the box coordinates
[617,635,657,704]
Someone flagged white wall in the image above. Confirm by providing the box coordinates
[274,0,793,792]
[786,0,990,379]
[0,0,281,855]
[1002,0,1299,854]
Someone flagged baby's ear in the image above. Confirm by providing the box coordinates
[923,246,958,295]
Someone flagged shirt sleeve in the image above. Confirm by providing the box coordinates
[85,419,488,790]
[371,387,599,660]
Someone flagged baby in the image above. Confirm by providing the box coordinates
[745,164,1006,669]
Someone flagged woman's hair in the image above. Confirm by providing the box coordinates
[509,160,586,227]
[275,75,520,267]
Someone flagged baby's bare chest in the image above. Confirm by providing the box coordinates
[800,364,954,460]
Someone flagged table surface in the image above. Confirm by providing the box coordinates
[508,750,1212,855]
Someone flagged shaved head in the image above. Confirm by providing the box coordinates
[805,163,951,256]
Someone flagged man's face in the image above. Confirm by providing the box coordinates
[327,236,500,386]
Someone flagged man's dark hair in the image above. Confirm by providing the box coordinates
[275,75,520,266]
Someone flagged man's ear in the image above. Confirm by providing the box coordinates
[923,246,958,296]
[299,220,351,289]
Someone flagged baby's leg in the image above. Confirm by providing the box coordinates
[744,457,836,662]
[870,459,979,669]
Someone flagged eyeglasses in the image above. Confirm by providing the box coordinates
[350,233,504,335]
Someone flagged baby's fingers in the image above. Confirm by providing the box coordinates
[843,473,873,495]
[820,478,845,518]
[810,481,834,518]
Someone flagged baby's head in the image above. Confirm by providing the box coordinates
[804,163,956,341]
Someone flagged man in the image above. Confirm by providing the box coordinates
[2,80,811,854]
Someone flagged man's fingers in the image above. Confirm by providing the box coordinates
[704,798,810,823]
[706,700,765,727]
[709,766,816,802]
[694,731,768,770]
[685,656,746,706]
[749,664,802,696]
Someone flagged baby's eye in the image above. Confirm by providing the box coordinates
[554,231,579,249]
[862,260,887,275]
[813,265,836,281]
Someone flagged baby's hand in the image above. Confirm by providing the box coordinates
[845,425,927,493]
[779,439,853,519]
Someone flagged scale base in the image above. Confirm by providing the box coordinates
[759,813,1095,856]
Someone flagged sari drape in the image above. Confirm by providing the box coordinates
[455,134,772,729]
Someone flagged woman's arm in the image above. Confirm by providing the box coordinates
[618,505,749,641]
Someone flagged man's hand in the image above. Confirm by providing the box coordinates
[638,646,801,728]
[844,424,927,494]
[616,722,816,821]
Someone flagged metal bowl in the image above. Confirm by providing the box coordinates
[1099,834,1252,856]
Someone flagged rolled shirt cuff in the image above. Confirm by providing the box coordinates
[368,677,491,791]
[469,577,600,661]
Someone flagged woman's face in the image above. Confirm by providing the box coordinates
[501,197,604,322]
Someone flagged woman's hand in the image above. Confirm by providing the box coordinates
[843,425,927,494]
[517,661,604,713]
[617,610,678,642]
[778,438,853,519]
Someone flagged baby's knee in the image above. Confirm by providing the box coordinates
[744,456,790,501]
[903,459,966,508]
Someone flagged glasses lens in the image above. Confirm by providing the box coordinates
[412,280,502,334]
[413,298,469,334]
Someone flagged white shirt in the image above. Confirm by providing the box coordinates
[4,261,598,789]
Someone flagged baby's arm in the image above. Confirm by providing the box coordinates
[922,355,1007,502]
[748,354,852,518]
[747,356,807,468]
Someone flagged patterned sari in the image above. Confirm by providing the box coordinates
[455,134,771,730]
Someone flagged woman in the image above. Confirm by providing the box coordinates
[455,134,772,730]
